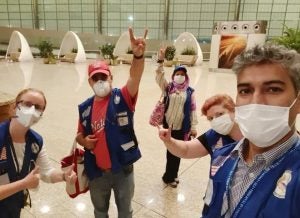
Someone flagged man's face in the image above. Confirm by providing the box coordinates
[236,63,299,125]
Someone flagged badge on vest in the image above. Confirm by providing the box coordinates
[82,106,91,119]
[121,141,135,151]
[0,147,7,161]
[114,95,120,104]
[31,143,40,154]
[210,155,230,176]
[117,112,129,126]
[203,179,213,205]
[273,170,292,199]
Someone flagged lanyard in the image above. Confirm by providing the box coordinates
[8,134,33,207]
[228,143,299,218]
[8,135,22,179]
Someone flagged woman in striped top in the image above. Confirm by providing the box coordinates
[156,48,198,188]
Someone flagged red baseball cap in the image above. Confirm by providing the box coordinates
[88,61,111,78]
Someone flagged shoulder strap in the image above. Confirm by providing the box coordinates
[163,83,172,109]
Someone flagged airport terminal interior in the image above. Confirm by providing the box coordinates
[0,0,299,217]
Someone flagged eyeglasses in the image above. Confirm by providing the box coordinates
[91,74,108,82]
[17,100,45,112]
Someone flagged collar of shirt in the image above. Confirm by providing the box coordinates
[234,131,299,167]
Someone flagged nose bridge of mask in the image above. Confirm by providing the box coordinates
[212,113,230,124]
[21,105,35,113]
[97,79,108,87]
[22,105,41,117]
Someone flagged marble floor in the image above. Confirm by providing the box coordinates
[0,59,299,218]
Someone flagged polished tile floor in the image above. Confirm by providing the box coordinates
[0,59,299,218]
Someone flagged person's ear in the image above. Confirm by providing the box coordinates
[296,93,300,113]
[88,78,93,86]
[10,102,17,117]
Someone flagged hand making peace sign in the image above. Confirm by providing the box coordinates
[129,27,148,58]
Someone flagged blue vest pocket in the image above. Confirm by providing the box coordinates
[119,145,141,166]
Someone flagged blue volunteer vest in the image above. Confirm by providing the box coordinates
[198,129,235,155]
[0,121,43,214]
[202,139,300,218]
[78,88,141,181]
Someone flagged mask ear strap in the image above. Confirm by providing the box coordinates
[289,93,300,108]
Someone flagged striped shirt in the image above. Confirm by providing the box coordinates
[155,65,198,131]
[222,132,299,217]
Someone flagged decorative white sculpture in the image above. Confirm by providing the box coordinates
[113,31,133,64]
[6,31,33,62]
[58,31,86,63]
[174,32,203,66]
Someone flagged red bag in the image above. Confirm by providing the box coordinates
[149,99,165,126]
[61,140,89,198]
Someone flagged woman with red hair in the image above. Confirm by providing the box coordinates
[157,94,242,158]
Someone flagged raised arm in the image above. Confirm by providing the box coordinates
[126,27,148,97]
[155,48,168,91]
[158,126,209,159]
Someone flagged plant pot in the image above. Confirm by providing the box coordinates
[164,60,173,67]
[103,59,111,65]
[61,53,76,63]
[177,55,197,66]
[9,52,20,62]
[110,59,118,66]
[44,57,57,64]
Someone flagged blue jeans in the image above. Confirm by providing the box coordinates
[89,165,134,218]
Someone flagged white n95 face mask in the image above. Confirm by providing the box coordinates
[211,113,234,135]
[235,98,298,148]
[93,80,111,97]
[174,75,185,84]
[16,105,42,128]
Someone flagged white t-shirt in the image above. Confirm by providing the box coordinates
[12,142,54,183]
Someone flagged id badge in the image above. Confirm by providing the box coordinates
[203,179,213,205]
[117,112,129,126]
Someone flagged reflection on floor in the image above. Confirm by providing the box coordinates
[0,59,298,218]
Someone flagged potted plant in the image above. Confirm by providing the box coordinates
[179,46,197,66]
[100,43,118,65]
[37,40,56,64]
[71,48,78,53]
[68,48,78,62]
[164,45,176,67]
[271,25,300,53]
